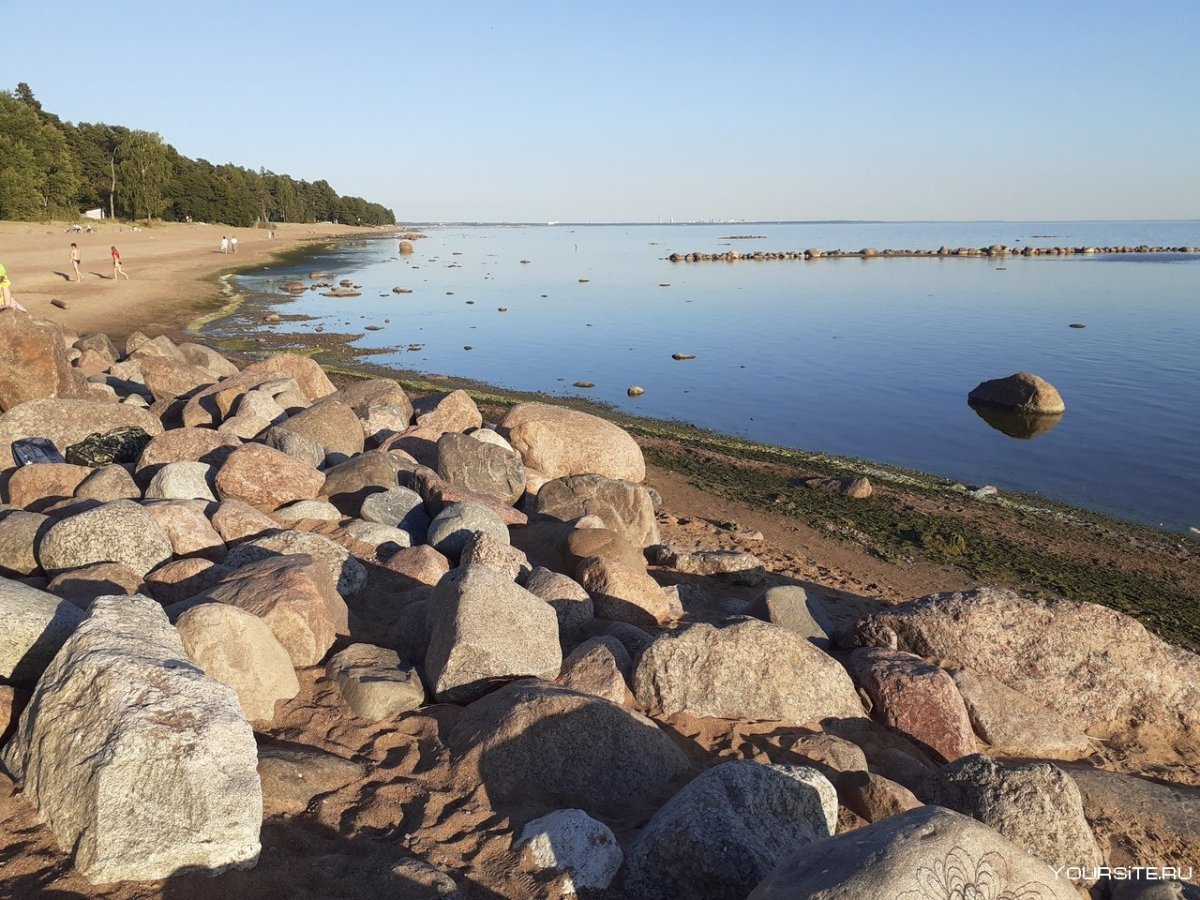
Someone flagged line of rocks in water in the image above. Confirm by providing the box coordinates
[668,244,1200,262]
[0,307,1199,896]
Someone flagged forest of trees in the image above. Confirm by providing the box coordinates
[0,84,395,227]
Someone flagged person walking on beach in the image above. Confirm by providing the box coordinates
[220,236,229,254]
[230,235,238,254]
[111,246,129,280]
[0,264,28,311]
[69,243,82,282]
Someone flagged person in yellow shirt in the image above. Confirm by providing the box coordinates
[0,263,28,311]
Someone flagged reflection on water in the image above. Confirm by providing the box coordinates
[969,404,1064,440]
[221,221,1200,532]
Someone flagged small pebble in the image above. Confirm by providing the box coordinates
[574,381,595,389]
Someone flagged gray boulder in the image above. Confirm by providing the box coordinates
[536,473,660,548]
[37,499,173,577]
[425,564,561,703]
[436,431,525,505]
[625,761,837,900]
[426,501,510,563]
[634,619,865,724]
[326,643,425,719]
[747,805,1079,899]
[0,510,48,576]
[1,595,260,883]
[0,575,86,685]
[448,680,691,817]
[753,585,835,648]
[924,754,1103,883]
[359,485,430,543]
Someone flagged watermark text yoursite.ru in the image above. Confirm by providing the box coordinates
[1051,865,1193,882]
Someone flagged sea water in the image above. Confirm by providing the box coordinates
[221,221,1200,533]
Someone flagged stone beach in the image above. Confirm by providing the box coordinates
[0,306,1198,898]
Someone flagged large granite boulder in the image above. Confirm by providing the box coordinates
[0,311,89,412]
[134,427,240,478]
[138,357,217,403]
[274,398,365,459]
[853,587,1200,737]
[426,564,561,703]
[848,646,975,763]
[360,485,431,543]
[924,754,1103,882]
[1,595,261,883]
[536,473,660,548]
[436,431,526,505]
[625,761,837,900]
[950,667,1091,759]
[0,399,163,468]
[222,528,366,597]
[319,450,403,516]
[6,462,93,509]
[500,402,646,482]
[37,499,173,577]
[411,389,482,434]
[0,575,86,685]
[523,566,594,635]
[634,619,865,723]
[576,555,678,627]
[241,352,336,402]
[0,510,48,576]
[331,377,413,425]
[448,680,691,818]
[969,371,1066,414]
[426,501,511,563]
[176,601,300,725]
[178,554,346,667]
[747,805,1079,899]
[214,443,325,511]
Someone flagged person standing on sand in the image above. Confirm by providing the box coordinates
[111,246,129,280]
[230,236,238,254]
[70,243,82,282]
[0,264,28,311]
[220,236,229,254]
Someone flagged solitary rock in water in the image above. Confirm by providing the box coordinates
[671,352,697,361]
[398,241,414,254]
[627,385,645,396]
[1068,322,1086,328]
[968,371,1065,414]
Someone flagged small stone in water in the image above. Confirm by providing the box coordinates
[672,352,697,360]
[1068,323,1086,328]
[627,386,645,397]
[574,381,595,389]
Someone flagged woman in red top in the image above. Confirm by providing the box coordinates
[111,246,129,280]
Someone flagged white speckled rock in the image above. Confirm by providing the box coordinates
[1,595,261,883]
[0,575,85,685]
[37,499,173,577]
[518,809,622,895]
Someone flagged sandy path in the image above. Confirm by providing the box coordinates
[0,220,388,339]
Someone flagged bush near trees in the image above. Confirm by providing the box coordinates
[0,84,395,226]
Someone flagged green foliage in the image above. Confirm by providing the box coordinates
[0,91,81,219]
[117,130,171,222]
[1,84,396,226]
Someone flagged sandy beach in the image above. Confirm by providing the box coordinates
[0,220,386,338]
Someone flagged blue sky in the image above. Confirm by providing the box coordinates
[5,0,1198,222]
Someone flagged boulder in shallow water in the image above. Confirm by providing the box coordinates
[968,371,1065,414]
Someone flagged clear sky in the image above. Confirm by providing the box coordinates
[5,0,1198,222]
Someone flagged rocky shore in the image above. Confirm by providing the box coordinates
[668,243,1199,262]
[1,307,1198,898]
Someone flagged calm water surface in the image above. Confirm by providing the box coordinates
[222,222,1200,533]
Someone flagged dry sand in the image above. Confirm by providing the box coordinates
[0,220,386,338]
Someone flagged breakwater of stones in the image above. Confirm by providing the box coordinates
[667,244,1199,262]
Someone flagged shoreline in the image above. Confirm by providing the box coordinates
[0,220,389,340]
[6,219,1194,646]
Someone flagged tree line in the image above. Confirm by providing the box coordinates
[0,84,395,227]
